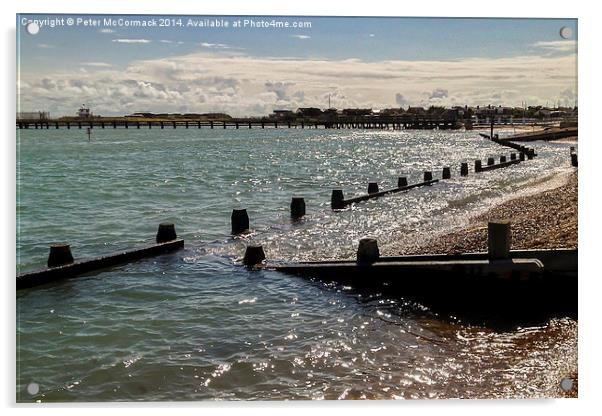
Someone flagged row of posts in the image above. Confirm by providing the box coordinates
[46,217,514,269]
[238,151,526,265]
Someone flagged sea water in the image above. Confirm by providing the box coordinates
[16,128,577,400]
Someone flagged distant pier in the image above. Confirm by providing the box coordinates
[16,115,462,131]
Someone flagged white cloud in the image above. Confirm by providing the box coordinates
[160,40,185,45]
[112,39,151,44]
[81,62,113,67]
[200,42,232,49]
[428,88,448,100]
[532,40,577,52]
[291,35,311,40]
[368,34,375,37]
[19,50,577,117]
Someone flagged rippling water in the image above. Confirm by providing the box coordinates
[16,128,577,401]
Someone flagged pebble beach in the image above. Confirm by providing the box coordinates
[386,164,577,256]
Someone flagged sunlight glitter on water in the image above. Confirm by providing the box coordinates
[16,129,577,401]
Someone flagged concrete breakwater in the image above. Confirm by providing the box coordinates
[17,224,183,290]
[501,127,578,142]
[255,222,577,323]
[331,150,533,210]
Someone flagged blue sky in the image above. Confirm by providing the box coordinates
[17,15,578,116]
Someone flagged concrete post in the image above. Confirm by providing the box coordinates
[357,238,380,263]
[442,167,451,179]
[231,209,250,234]
[475,160,482,172]
[47,244,74,268]
[290,197,306,218]
[487,157,495,166]
[156,223,177,243]
[367,182,379,194]
[488,221,511,261]
[397,177,408,188]
[424,171,433,182]
[461,162,469,176]
[331,190,345,210]
[243,245,266,266]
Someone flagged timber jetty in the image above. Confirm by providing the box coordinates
[16,114,462,130]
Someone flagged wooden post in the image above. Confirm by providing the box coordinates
[442,167,451,179]
[231,209,250,234]
[47,244,74,268]
[243,245,266,266]
[331,190,345,210]
[357,238,380,263]
[367,182,379,194]
[461,162,469,176]
[290,197,306,218]
[397,177,408,187]
[156,223,177,243]
[488,221,511,261]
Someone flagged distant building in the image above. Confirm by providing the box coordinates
[77,105,92,118]
[296,107,323,117]
[17,111,49,120]
[380,108,405,116]
[406,106,426,115]
[270,110,296,120]
[342,108,372,116]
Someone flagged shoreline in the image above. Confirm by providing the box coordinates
[386,170,577,256]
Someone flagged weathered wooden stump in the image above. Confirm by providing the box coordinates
[243,245,266,266]
[156,223,177,243]
[290,197,306,218]
[331,190,345,210]
[442,167,451,179]
[231,209,250,234]
[488,221,511,261]
[367,182,379,194]
[47,244,74,268]
[357,238,380,263]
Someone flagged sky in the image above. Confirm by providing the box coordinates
[16,14,578,117]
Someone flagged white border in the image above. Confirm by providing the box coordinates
[3,1,601,414]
